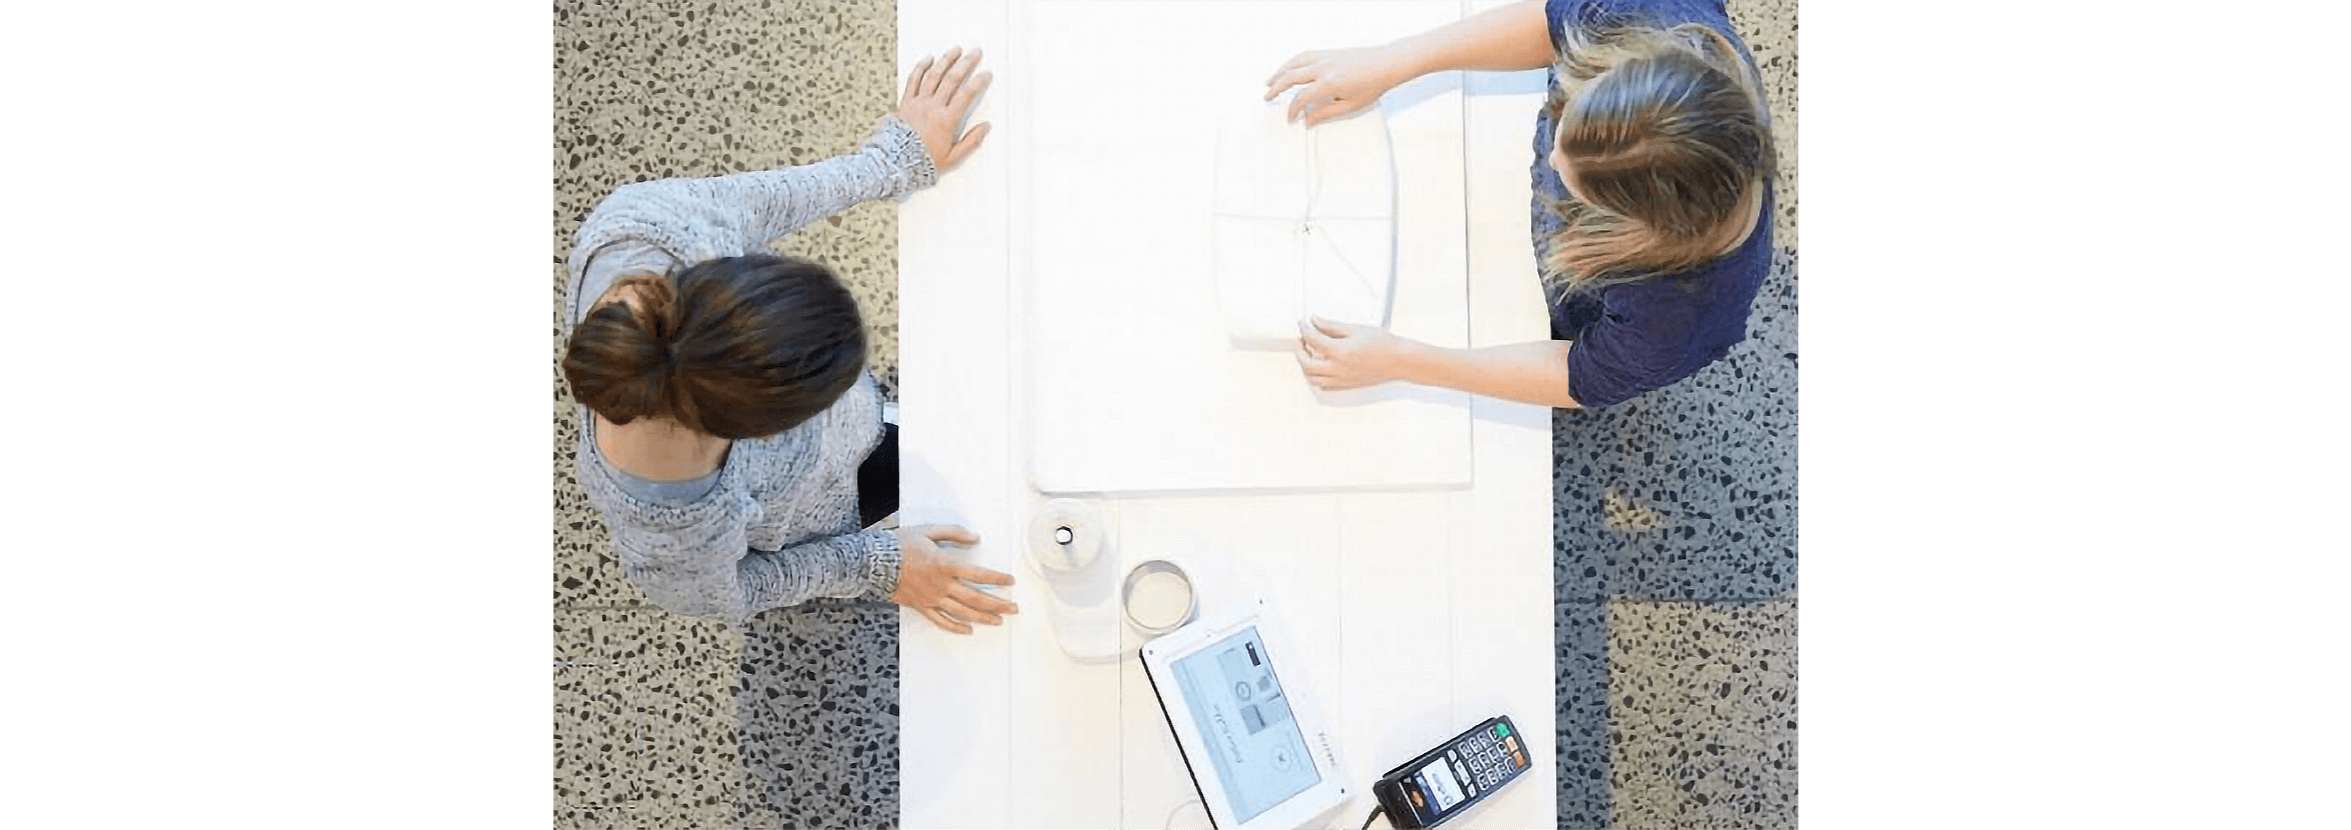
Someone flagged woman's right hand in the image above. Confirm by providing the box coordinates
[899,47,994,173]
[1263,45,1411,127]
[891,524,1019,635]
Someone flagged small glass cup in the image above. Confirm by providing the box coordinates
[1121,558,1198,637]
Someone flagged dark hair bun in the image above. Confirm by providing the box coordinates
[563,256,865,439]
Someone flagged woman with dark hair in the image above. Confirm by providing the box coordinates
[1267,0,1776,409]
[561,47,1015,634]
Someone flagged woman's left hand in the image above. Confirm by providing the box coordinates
[1295,316,1418,391]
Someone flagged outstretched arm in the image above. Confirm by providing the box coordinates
[1379,0,1556,76]
[1297,316,1585,408]
[568,48,991,277]
[1264,1,1551,126]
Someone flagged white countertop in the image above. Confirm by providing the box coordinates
[897,3,1557,827]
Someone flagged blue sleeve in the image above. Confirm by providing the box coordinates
[1548,0,1648,41]
[1546,0,1597,46]
[1564,294,1707,407]
[1549,0,1733,40]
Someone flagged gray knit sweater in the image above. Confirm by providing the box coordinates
[564,117,937,625]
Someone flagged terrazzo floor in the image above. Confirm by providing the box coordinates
[553,2,1796,828]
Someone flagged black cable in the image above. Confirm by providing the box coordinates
[1360,804,1387,830]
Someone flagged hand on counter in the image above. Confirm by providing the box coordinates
[900,46,994,173]
[1295,315,1418,391]
[893,524,1019,634]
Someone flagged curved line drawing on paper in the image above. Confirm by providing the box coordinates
[1212,99,1399,349]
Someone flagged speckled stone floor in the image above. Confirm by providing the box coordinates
[553,2,1795,828]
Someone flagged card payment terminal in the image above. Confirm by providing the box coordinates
[1369,716,1531,828]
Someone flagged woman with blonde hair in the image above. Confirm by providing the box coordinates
[1268,0,1776,408]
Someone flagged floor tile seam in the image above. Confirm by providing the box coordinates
[554,648,736,674]
[551,602,663,614]
[553,608,750,672]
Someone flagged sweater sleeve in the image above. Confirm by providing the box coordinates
[612,519,903,626]
[737,526,905,617]
[571,116,938,264]
[563,117,939,326]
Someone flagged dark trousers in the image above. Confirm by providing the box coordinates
[857,423,899,528]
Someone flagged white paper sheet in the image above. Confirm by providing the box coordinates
[1017,0,1473,495]
[1213,101,1396,347]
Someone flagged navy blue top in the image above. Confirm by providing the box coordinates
[1532,0,1774,407]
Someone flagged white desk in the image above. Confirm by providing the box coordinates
[898,2,1556,827]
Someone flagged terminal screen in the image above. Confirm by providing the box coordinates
[1171,626,1320,821]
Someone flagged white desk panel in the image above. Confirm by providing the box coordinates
[896,4,1015,828]
[1454,27,1561,827]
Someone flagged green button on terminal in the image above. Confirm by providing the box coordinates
[1495,722,1510,737]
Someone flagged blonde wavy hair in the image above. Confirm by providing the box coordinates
[1541,21,1775,294]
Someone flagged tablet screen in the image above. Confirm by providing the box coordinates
[1171,625,1320,822]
